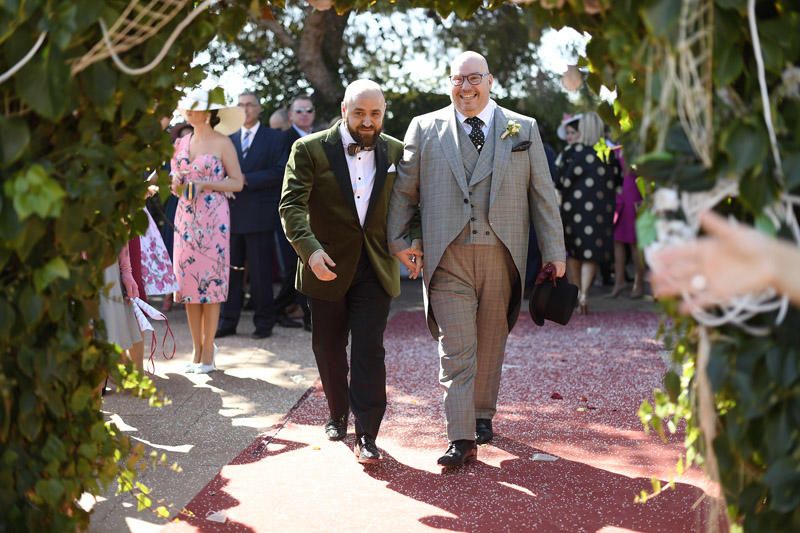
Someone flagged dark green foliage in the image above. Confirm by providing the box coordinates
[0,1,248,529]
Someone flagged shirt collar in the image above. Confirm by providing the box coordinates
[292,123,312,137]
[242,121,260,137]
[455,99,496,129]
[340,122,356,148]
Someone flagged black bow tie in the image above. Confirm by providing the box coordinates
[347,143,375,157]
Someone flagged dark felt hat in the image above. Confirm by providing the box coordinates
[529,265,579,326]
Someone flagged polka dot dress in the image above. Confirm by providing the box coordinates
[556,143,621,264]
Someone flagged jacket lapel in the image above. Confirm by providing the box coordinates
[364,136,388,226]
[435,106,469,197]
[490,106,512,205]
[321,123,359,220]
[231,129,243,159]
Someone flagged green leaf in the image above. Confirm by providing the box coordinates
[70,386,93,412]
[633,151,675,181]
[754,214,777,237]
[714,43,743,87]
[18,389,42,441]
[41,435,67,463]
[14,44,71,120]
[4,164,66,220]
[784,153,800,191]
[635,210,657,248]
[640,0,681,43]
[0,116,30,167]
[35,479,65,507]
[82,60,117,107]
[721,122,768,176]
[18,284,43,326]
[0,297,15,340]
[155,506,170,518]
[33,257,70,292]
[664,371,680,402]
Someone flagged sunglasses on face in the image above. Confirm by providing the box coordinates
[292,107,315,114]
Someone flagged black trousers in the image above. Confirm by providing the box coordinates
[310,252,391,439]
[220,231,276,332]
[274,230,309,319]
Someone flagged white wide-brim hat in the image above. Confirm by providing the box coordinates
[178,88,245,136]
[556,113,582,141]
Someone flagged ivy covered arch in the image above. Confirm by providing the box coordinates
[1,0,798,530]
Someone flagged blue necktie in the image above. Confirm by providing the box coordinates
[242,129,252,158]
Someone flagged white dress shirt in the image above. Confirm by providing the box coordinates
[340,123,376,227]
[455,99,496,140]
[240,121,261,150]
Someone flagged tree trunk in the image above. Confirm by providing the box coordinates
[295,8,351,114]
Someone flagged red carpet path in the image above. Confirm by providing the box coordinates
[166,311,714,532]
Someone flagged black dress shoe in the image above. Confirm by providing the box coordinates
[475,418,493,445]
[437,439,477,468]
[277,314,302,328]
[251,328,272,339]
[216,326,236,338]
[324,415,347,441]
[354,434,382,464]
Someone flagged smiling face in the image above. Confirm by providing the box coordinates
[342,88,385,147]
[450,52,493,117]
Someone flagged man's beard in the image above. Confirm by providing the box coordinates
[348,123,381,147]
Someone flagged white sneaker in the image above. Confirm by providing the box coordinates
[184,361,200,373]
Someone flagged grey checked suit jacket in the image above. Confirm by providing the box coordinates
[387,103,566,337]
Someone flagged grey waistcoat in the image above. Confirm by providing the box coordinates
[455,120,499,245]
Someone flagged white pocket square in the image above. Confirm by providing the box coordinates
[387,163,397,173]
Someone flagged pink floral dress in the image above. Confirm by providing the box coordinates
[170,134,230,304]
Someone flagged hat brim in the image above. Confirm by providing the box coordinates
[179,106,245,136]
[213,107,245,136]
[557,114,582,141]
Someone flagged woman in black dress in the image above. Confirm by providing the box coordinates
[556,112,621,314]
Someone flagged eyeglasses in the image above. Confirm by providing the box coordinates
[450,73,490,86]
[238,103,260,108]
[292,107,315,114]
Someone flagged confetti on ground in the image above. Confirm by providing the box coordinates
[168,311,716,532]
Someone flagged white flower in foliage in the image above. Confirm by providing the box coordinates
[653,188,680,213]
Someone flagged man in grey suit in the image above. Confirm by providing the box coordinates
[387,51,566,468]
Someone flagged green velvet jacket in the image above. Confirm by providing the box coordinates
[279,121,406,301]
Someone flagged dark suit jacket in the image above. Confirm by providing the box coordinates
[229,124,290,234]
[279,122,404,301]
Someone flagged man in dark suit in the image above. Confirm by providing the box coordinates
[217,91,292,339]
[280,80,418,464]
[273,96,317,331]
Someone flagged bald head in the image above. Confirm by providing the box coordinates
[341,79,386,148]
[450,51,489,75]
[449,51,493,117]
[342,79,385,109]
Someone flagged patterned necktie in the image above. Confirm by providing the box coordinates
[465,116,485,153]
[242,129,252,158]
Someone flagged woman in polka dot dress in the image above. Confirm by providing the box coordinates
[555,112,621,314]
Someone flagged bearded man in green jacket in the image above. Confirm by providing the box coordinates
[279,79,422,465]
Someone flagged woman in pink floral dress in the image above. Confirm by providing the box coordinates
[171,90,244,373]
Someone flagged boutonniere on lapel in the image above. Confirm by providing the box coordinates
[500,120,521,140]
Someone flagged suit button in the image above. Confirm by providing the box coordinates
[485,231,490,235]
[463,198,468,203]
[472,230,477,234]
[471,217,476,221]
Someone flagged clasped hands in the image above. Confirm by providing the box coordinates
[394,239,424,280]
